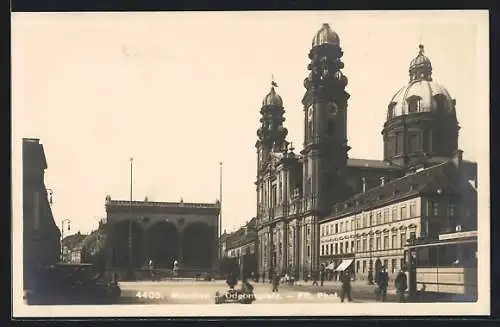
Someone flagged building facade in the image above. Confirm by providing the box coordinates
[22,138,61,290]
[104,196,220,271]
[254,24,478,281]
[319,158,477,281]
[220,218,258,279]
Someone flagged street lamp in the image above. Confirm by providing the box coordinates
[46,188,54,206]
[61,218,71,262]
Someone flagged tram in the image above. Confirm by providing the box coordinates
[405,230,477,302]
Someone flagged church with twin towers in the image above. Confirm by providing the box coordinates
[253,23,477,280]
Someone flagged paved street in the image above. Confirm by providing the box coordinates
[118,280,343,304]
[117,279,400,304]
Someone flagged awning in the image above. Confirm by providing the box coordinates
[335,259,354,272]
[325,262,336,270]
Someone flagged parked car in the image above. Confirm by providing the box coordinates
[27,263,121,305]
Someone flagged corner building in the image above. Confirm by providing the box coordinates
[254,24,477,281]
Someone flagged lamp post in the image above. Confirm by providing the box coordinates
[61,219,71,262]
[126,157,135,280]
[46,188,54,206]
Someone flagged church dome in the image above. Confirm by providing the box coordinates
[387,44,456,120]
[387,80,456,119]
[262,86,283,107]
[312,23,340,48]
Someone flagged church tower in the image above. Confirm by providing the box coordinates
[301,23,351,216]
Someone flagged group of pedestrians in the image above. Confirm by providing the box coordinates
[374,267,408,302]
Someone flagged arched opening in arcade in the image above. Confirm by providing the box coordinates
[182,222,214,269]
[110,220,145,268]
[146,221,180,269]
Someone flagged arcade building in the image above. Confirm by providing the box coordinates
[104,196,220,274]
[254,23,478,280]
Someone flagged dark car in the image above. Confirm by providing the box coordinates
[27,263,121,305]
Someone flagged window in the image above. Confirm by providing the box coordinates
[327,225,331,235]
[400,233,407,248]
[369,237,374,251]
[321,226,324,236]
[428,201,439,216]
[335,243,338,254]
[376,236,381,250]
[340,222,344,232]
[409,133,420,153]
[383,235,389,249]
[363,215,368,228]
[362,239,367,252]
[409,202,416,218]
[351,219,355,230]
[383,259,389,270]
[400,206,407,220]
[392,234,398,249]
[330,243,333,254]
[335,224,339,233]
[307,226,311,235]
[363,260,367,273]
[321,245,325,256]
[345,241,349,252]
[395,132,403,154]
[383,209,390,223]
[408,98,420,113]
[356,261,360,273]
[357,217,361,228]
[449,203,456,217]
[351,241,355,252]
[376,212,382,225]
[410,231,416,241]
[369,214,374,226]
[356,240,361,252]
[340,243,344,254]
[392,207,398,221]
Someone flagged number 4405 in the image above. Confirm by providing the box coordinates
[136,291,162,299]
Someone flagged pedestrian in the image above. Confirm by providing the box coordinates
[378,266,389,302]
[255,272,260,283]
[312,269,319,286]
[368,269,374,285]
[340,271,352,302]
[395,269,408,303]
[262,271,266,284]
[320,268,325,287]
[271,271,279,292]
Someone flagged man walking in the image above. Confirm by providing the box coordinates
[395,269,408,302]
[378,266,389,302]
[340,271,352,302]
[271,271,280,292]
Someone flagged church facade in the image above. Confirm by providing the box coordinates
[254,23,477,280]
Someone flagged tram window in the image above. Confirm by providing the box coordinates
[417,247,430,266]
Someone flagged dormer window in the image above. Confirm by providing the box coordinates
[407,96,421,113]
[388,102,397,119]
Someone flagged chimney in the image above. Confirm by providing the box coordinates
[452,149,463,168]
[380,177,385,186]
[361,177,367,193]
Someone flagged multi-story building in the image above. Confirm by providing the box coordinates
[22,138,61,290]
[254,24,478,281]
[220,218,258,278]
[320,157,477,281]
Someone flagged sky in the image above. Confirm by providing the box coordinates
[12,11,489,235]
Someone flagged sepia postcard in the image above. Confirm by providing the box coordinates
[11,10,490,318]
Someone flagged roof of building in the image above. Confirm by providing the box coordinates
[224,217,258,250]
[105,198,220,215]
[322,160,476,222]
[312,23,340,48]
[347,158,403,170]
